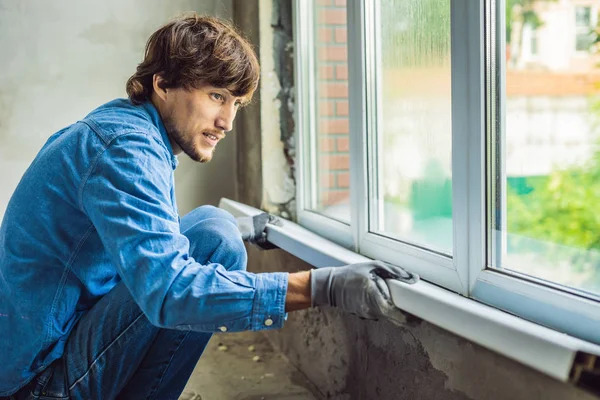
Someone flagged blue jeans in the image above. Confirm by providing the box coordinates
[8,206,247,400]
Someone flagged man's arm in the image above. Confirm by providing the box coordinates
[236,214,312,312]
[285,271,311,312]
[239,213,419,321]
[82,133,289,332]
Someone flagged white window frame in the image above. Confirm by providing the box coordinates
[294,0,600,347]
[294,0,355,250]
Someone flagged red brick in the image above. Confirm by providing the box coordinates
[319,119,349,134]
[335,27,347,43]
[335,64,348,80]
[319,65,335,80]
[320,172,336,188]
[336,100,349,116]
[320,154,350,170]
[337,172,350,188]
[318,27,332,43]
[319,137,336,152]
[320,190,350,206]
[336,136,350,152]
[334,0,347,6]
[319,9,346,25]
[318,46,348,62]
[319,100,335,116]
[319,82,348,98]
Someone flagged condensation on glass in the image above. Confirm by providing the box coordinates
[371,0,452,254]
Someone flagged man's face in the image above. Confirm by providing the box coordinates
[153,81,246,163]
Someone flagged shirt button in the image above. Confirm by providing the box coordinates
[219,326,227,332]
[264,318,273,327]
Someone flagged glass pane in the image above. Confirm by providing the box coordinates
[310,0,350,222]
[491,0,600,297]
[576,6,591,26]
[371,0,452,254]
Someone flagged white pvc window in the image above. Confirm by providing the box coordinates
[294,0,600,345]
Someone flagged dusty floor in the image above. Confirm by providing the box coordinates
[180,331,322,400]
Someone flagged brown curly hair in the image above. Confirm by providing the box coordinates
[126,13,260,105]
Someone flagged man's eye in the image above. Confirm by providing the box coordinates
[212,93,224,101]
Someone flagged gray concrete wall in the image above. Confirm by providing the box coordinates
[0,0,236,218]
[245,239,597,400]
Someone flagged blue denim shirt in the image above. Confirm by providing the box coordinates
[0,99,288,394]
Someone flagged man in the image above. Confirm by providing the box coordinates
[0,14,415,400]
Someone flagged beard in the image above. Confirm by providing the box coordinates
[162,113,214,163]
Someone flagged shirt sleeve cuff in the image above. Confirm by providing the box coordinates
[251,272,289,331]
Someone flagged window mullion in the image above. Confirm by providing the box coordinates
[306,0,319,212]
[486,0,506,273]
[451,0,486,296]
[466,0,487,294]
[495,0,508,270]
[450,0,470,295]
[293,0,313,216]
[347,0,370,253]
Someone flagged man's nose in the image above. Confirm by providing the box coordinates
[216,104,236,133]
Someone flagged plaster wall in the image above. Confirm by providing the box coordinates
[246,247,597,400]
[0,0,236,218]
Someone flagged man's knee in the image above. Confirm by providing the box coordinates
[184,217,247,272]
[181,205,237,232]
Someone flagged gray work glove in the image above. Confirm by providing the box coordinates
[311,260,419,322]
[236,213,281,250]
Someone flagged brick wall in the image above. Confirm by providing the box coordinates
[315,0,350,208]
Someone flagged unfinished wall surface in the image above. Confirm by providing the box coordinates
[245,247,597,400]
[0,0,236,218]
[233,1,598,399]
[259,0,297,219]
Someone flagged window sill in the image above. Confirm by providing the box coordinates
[219,198,600,387]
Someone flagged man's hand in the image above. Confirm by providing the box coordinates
[236,213,281,250]
[311,260,419,322]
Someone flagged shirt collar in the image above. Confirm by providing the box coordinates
[141,101,179,170]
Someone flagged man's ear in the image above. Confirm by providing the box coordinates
[152,74,169,101]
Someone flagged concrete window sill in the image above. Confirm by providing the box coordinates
[219,198,600,390]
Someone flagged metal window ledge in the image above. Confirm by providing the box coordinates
[219,198,600,388]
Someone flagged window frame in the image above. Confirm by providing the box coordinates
[220,196,600,385]
[294,0,355,250]
[294,0,600,346]
[353,0,465,293]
